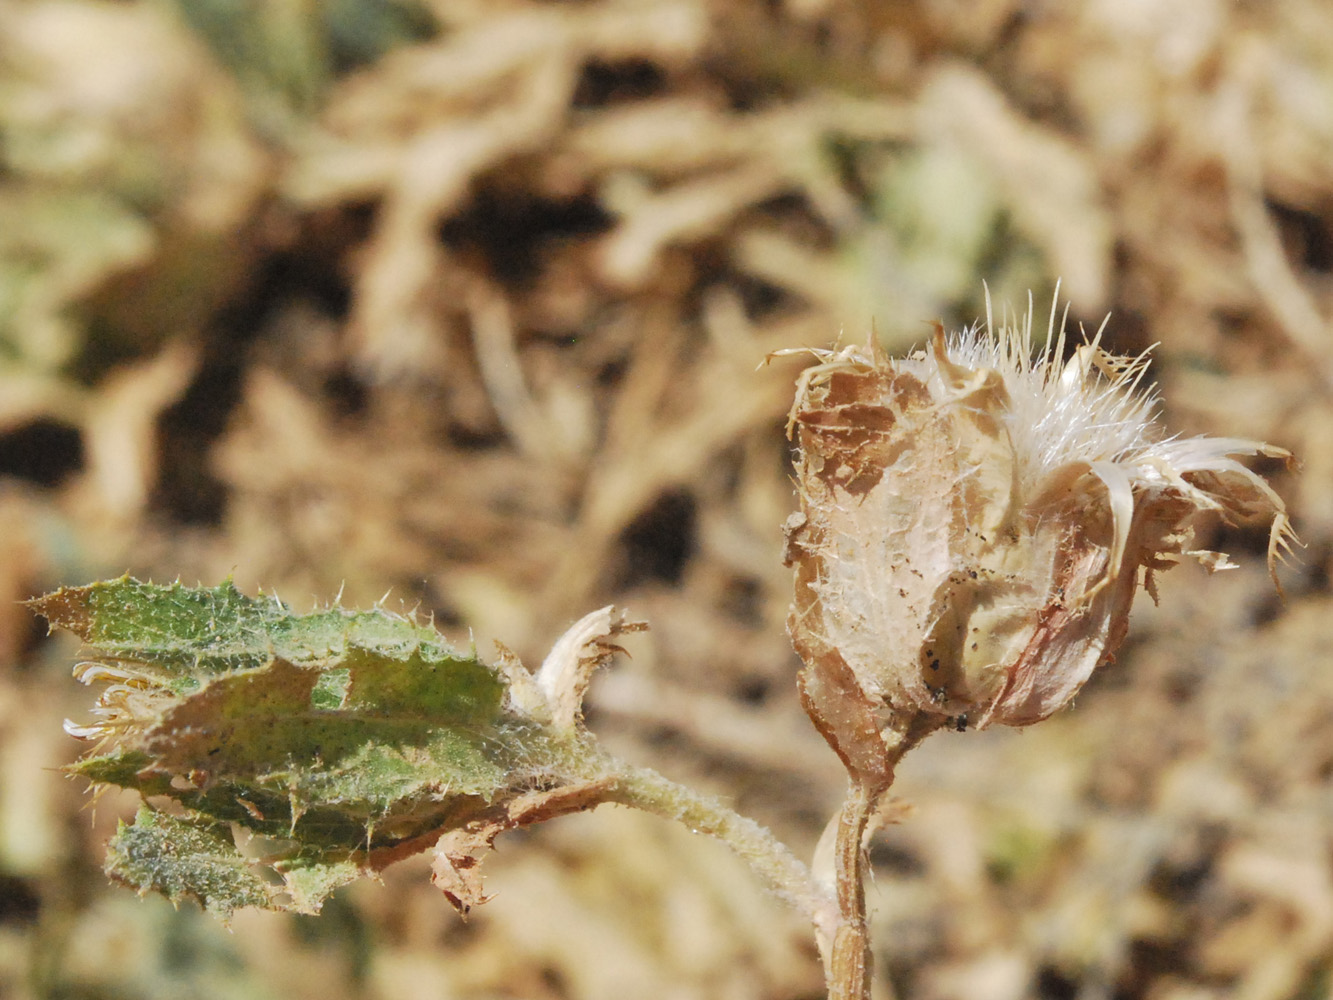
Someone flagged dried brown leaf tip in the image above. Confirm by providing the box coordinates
[783,293,1296,734]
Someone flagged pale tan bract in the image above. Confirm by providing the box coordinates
[783,295,1296,732]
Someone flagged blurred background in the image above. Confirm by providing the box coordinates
[0,1,1330,998]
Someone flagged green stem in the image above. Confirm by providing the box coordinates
[606,761,836,935]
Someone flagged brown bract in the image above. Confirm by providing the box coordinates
[430,777,617,915]
[783,315,1294,750]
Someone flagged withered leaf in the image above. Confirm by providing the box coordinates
[431,777,618,915]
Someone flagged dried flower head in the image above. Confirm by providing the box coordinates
[783,294,1296,737]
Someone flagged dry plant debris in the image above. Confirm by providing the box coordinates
[0,1,1330,999]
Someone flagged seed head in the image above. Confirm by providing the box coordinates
[784,293,1295,732]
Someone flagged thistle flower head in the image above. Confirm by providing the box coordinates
[784,292,1295,734]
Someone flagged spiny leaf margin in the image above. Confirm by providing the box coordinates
[34,578,627,917]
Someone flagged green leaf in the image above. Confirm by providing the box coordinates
[276,854,363,916]
[34,578,624,917]
[106,806,274,918]
[30,577,502,699]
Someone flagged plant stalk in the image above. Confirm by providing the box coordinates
[824,711,941,1000]
[830,781,876,1000]
[607,761,837,940]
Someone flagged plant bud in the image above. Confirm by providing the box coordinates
[784,303,1295,732]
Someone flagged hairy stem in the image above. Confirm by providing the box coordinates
[606,761,837,937]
